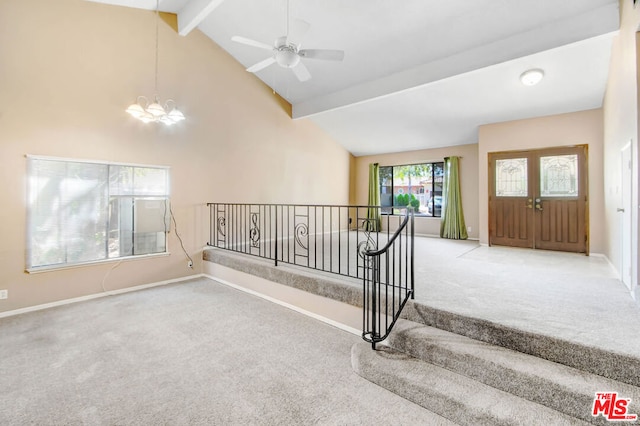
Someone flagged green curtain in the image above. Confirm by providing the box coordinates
[365,163,380,232]
[440,156,468,240]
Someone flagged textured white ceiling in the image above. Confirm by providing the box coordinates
[87,0,619,156]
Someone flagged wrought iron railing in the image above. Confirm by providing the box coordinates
[207,203,409,280]
[362,208,414,349]
[206,203,414,348]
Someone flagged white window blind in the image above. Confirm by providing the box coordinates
[27,156,170,271]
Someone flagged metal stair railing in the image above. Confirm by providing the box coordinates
[206,203,409,280]
[361,208,414,350]
[206,202,415,349]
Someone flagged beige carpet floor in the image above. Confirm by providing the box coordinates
[0,277,453,425]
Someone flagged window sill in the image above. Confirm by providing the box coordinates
[25,252,170,274]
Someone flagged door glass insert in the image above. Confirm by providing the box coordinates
[540,154,578,197]
[495,158,528,197]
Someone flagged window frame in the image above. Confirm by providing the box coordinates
[379,161,444,218]
[26,155,171,273]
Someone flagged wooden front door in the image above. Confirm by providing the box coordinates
[489,146,588,253]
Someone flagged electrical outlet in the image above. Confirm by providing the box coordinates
[0,290,8,300]
[467,226,472,233]
[188,261,193,268]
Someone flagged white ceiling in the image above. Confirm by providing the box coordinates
[88,0,619,156]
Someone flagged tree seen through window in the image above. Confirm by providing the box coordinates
[379,162,444,217]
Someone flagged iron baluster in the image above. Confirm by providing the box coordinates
[205,203,414,350]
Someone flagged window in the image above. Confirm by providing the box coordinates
[539,154,578,197]
[495,158,527,197]
[27,156,170,271]
[380,162,444,217]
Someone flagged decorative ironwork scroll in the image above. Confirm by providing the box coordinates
[249,212,260,249]
[358,219,377,266]
[294,222,309,252]
[216,211,226,244]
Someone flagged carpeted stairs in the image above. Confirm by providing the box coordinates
[205,248,640,425]
[352,319,640,425]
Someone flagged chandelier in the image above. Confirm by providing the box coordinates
[126,0,185,125]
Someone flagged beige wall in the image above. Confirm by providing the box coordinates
[0,0,352,313]
[203,263,361,333]
[603,0,640,296]
[478,109,605,253]
[353,144,479,238]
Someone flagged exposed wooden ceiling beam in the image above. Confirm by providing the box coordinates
[178,0,224,36]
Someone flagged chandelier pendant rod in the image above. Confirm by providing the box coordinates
[154,0,159,96]
[125,0,185,124]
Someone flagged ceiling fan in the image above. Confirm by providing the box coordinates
[231,3,344,82]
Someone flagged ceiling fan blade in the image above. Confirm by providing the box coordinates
[286,19,310,47]
[246,57,276,73]
[291,61,311,82]
[298,49,345,62]
[231,36,274,51]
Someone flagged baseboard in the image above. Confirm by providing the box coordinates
[412,232,479,241]
[590,253,638,302]
[588,252,608,258]
[0,274,204,319]
[592,252,622,281]
[203,272,361,337]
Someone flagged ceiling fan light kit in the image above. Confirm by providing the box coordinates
[231,1,345,82]
[126,0,185,125]
[275,42,301,68]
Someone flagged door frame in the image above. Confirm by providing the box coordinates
[488,145,589,254]
[620,141,633,290]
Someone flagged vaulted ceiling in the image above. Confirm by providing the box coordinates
[88,0,619,156]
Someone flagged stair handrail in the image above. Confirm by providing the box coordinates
[361,207,414,349]
[364,210,411,256]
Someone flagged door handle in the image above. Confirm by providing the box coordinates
[526,199,533,209]
[617,208,625,213]
[535,198,543,211]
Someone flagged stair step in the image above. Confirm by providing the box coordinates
[205,249,640,423]
[352,342,590,426]
[401,302,640,388]
[385,319,640,425]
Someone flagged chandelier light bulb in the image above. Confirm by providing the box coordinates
[127,96,185,125]
[125,103,146,118]
[146,97,167,117]
[168,108,185,122]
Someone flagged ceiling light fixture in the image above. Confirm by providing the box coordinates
[126,0,185,125]
[520,68,545,86]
